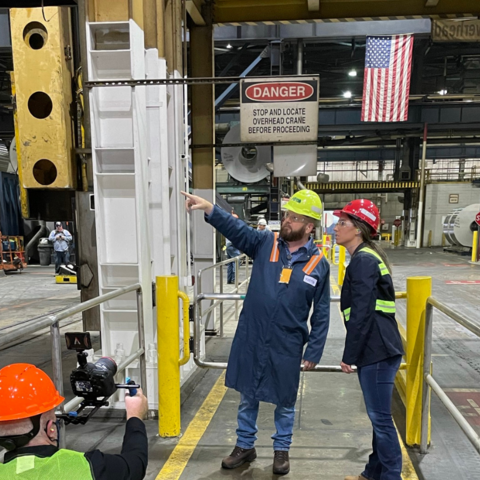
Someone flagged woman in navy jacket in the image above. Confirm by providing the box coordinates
[334,200,404,480]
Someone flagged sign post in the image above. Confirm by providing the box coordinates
[240,76,319,143]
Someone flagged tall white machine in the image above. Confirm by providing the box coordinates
[87,20,153,405]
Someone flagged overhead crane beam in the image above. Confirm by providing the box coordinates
[213,0,480,24]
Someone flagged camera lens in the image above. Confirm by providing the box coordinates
[96,357,117,376]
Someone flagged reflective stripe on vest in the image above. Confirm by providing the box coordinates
[303,252,323,274]
[269,233,279,262]
[269,233,323,273]
[0,449,93,479]
[359,247,389,276]
[343,300,396,321]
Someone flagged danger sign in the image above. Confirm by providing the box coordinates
[244,82,315,102]
[240,76,319,143]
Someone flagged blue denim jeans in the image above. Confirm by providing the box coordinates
[226,245,240,283]
[357,355,402,480]
[236,393,295,451]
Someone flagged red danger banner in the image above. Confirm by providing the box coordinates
[240,76,319,143]
[244,82,315,102]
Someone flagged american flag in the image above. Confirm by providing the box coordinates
[361,35,414,122]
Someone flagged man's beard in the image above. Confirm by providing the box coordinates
[280,222,307,242]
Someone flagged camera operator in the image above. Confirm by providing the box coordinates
[0,363,148,480]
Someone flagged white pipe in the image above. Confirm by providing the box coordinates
[416,123,428,249]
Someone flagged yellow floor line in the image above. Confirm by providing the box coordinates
[155,371,227,480]
[395,420,419,480]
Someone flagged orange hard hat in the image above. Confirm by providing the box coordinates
[0,364,65,421]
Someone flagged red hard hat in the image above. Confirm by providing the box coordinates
[0,364,65,421]
[334,199,380,233]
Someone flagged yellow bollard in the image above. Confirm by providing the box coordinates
[405,276,432,446]
[472,230,478,263]
[338,245,346,286]
[322,233,328,257]
[157,275,181,437]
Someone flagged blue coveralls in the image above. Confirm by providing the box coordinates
[206,206,330,449]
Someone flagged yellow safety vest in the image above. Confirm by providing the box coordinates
[0,449,93,480]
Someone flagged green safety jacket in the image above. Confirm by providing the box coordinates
[0,417,148,480]
[341,243,404,367]
[0,449,93,479]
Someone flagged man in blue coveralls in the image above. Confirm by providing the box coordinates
[182,189,330,475]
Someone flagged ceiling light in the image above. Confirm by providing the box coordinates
[226,43,232,49]
[348,69,357,77]
[438,89,447,95]
[343,91,352,99]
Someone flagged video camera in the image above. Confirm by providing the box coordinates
[57,332,139,425]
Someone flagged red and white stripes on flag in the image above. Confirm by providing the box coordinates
[361,35,414,122]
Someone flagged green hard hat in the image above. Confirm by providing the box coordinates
[283,189,322,221]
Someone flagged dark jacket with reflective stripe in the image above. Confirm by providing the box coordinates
[341,243,404,367]
[206,205,330,407]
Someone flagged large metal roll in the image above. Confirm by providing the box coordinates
[221,124,271,183]
[443,204,480,247]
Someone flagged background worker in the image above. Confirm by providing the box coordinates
[257,218,269,231]
[226,208,241,284]
[182,189,330,475]
[334,200,404,480]
[0,363,148,480]
[48,222,72,274]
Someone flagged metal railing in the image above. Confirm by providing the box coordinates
[193,291,409,373]
[0,283,147,448]
[420,296,480,455]
[197,253,250,337]
[195,293,337,372]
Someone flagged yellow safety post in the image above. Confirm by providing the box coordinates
[322,233,328,257]
[405,276,432,446]
[157,275,184,437]
[338,245,346,286]
[472,230,478,263]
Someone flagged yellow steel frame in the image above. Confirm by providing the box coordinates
[214,0,479,24]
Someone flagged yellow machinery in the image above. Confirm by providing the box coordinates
[10,7,76,190]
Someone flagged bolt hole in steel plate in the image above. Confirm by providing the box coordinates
[23,21,48,50]
[28,92,53,119]
[33,159,57,186]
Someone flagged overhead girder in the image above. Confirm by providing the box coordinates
[213,0,480,24]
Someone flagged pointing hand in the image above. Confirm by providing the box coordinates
[181,191,214,215]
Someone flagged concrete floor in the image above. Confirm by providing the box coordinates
[1,249,480,479]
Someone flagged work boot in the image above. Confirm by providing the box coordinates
[344,475,369,480]
[221,446,257,469]
[273,450,290,475]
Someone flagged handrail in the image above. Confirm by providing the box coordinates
[0,283,142,349]
[178,291,191,366]
[0,283,147,450]
[420,296,480,455]
[194,292,350,373]
[194,291,408,370]
[197,253,250,335]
